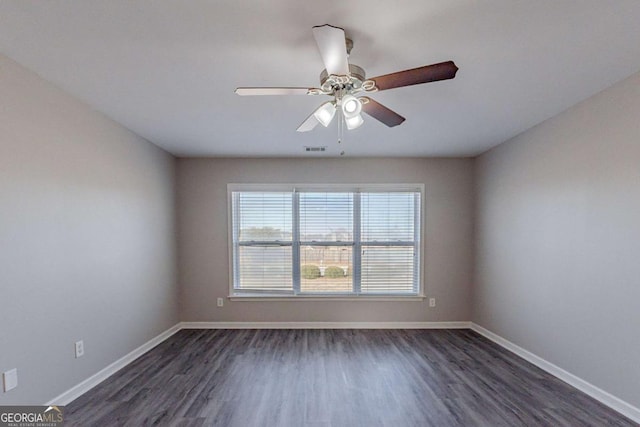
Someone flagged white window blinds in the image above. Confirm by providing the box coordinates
[299,192,354,293]
[360,192,419,293]
[299,192,353,242]
[233,192,293,292]
[230,186,421,296]
[361,192,416,242]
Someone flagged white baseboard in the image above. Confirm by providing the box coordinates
[179,321,471,329]
[45,323,181,406]
[470,323,640,424]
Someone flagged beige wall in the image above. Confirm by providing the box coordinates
[0,55,178,404]
[473,71,640,408]
[177,157,474,322]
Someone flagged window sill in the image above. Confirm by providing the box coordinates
[228,294,426,302]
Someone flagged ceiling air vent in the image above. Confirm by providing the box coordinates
[304,146,327,152]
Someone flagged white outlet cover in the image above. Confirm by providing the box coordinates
[75,340,84,358]
[429,298,436,307]
[3,368,18,392]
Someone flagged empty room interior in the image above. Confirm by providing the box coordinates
[1,1,640,426]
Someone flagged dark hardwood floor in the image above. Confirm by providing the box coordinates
[65,329,637,427]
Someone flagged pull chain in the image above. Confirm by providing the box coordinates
[338,109,346,155]
[336,89,345,156]
[338,109,343,143]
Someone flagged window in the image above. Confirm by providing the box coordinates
[229,185,422,298]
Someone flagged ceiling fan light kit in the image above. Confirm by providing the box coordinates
[236,24,459,139]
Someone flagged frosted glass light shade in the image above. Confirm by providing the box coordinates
[313,102,336,127]
[341,95,362,119]
[345,114,364,130]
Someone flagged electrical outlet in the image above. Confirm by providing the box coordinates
[75,340,84,358]
[217,297,224,307]
[429,298,436,308]
[3,368,18,392]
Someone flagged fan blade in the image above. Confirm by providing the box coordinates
[296,112,320,132]
[235,87,317,96]
[312,24,349,76]
[361,97,406,127]
[370,61,458,91]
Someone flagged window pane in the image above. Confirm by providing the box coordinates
[300,245,352,293]
[361,246,415,293]
[299,192,353,242]
[231,188,421,297]
[237,246,292,291]
[361,192,416,242]
[236,192,292,242]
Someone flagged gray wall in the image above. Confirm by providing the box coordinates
[473,71,640,408]
[177,157,474,322]
[0,55,178,404]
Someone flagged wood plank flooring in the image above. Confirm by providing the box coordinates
[65,329,637,426]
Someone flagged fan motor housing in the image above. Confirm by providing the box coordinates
[320,64,366,93]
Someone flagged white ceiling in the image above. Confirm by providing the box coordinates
[1,1,640,158]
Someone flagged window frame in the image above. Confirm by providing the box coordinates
[227,183,426,301]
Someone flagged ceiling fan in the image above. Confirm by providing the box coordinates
[235,24,458,132]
